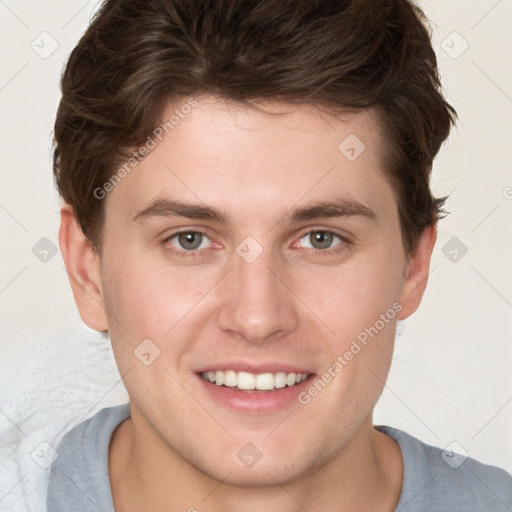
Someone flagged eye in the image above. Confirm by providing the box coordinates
[297,230,344,251]
[166,231,211,251]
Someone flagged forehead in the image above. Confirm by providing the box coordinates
[105,95,395,224]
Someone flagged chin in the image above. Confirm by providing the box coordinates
[200,458,303,488]
[183,436,325,489]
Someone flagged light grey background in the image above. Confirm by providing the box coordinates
[0,0,511,495]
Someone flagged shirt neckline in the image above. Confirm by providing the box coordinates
[101,406,408,512]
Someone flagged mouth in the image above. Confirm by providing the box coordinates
[196,367,315,414]
[200,370,310,392]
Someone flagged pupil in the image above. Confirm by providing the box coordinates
[311,231,332,249]
[179,232,202,250]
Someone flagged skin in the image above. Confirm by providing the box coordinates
[59,95,437,512]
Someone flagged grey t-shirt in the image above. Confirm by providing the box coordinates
[46,403,512,511]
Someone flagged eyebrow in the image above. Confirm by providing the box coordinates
[132,196,376,225]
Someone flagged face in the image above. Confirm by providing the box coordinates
[64,95,433,487]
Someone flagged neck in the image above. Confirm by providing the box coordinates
[109,408,403,512]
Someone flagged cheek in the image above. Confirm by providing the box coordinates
[298,250,404,342]
[100,256,223,380]
[100,261,210,399]
[294,246,404,402]
[102,256,206,332]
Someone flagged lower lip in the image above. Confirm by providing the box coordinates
[196,374,314,414]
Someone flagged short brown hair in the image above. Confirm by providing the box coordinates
[53,0,457,256]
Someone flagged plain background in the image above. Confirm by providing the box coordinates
[0,0,511,479]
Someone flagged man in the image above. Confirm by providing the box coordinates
[46,0,512,510]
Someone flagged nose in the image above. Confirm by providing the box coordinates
[216,246,300,344]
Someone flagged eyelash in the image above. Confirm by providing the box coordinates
[161,229,351,259]
[162,230,212,259]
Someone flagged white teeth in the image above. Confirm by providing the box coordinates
[255,373,274,391]
[224,370,237,387]
[274,372,287,389]
[201,370,309,391]
[214,370,224,386]
[237,371,256,390]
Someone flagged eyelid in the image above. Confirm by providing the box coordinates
[161,228,220,259]
[296,230,342,248]
[292,226,352,246]
[161,227,214,243]
[160,226,352,258]
[167,230,211,248]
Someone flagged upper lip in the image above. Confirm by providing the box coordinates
[196,360,314,375]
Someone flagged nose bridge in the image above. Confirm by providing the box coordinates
[216,245,299,343]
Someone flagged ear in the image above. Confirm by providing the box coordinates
[59,204,109,332]
[398,224,437,320]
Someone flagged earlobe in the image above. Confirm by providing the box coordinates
[59,204,109,332]
[398,225,437,320]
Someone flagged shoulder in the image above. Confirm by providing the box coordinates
[376,425,512,511]
[56,402,131,453]
[46,403,131,511]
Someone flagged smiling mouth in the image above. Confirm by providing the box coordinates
[200,370,310,392]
